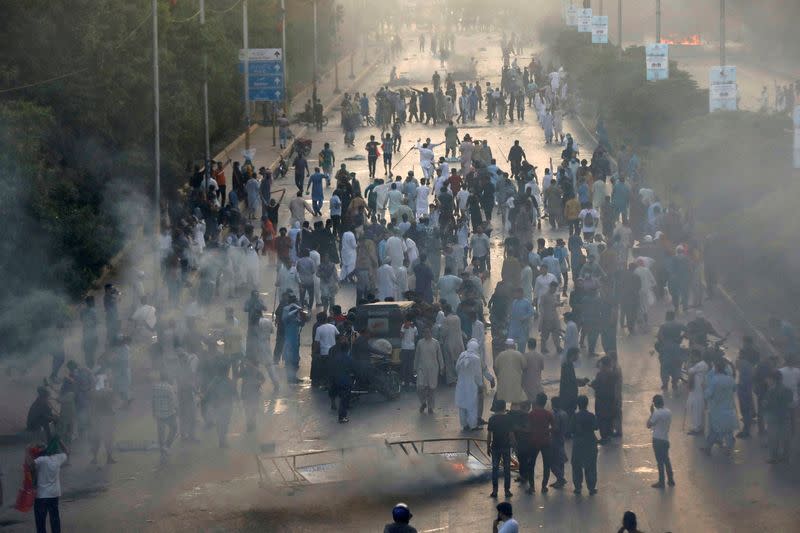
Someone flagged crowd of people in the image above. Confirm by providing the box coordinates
[17,27,800,533]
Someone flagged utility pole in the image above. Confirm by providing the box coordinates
[333,6,340,94]
[243,0,250,151]
[312,0,318,103]
[655,0,661,43]
[152,0,161,296]
[599,0,603,16]
[617,0,622,55]
[362,0,368,66]
[200,0,210,190]
[720,0,726,66]
[281,0,289,114]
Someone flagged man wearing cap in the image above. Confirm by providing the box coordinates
[384,503,417,533]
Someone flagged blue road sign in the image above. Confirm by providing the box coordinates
[250,75,284,88]
[239,60,285,101]
[250,87,284,102]
[238,60,284,75]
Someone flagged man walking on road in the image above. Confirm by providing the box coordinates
[415,327,443,414]
[488,399,514,499]
[293,153,309,193]
[152,371,178,463]
[33,438,68,533]
[306,167,326,216]
[366,135,380,178]
[572,395,599,495]
[319,142,335,186]
[647,394,675,488]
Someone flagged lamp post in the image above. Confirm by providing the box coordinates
[655,0,661,43]
[152,0,161,296]
[312,0,318,103]
[719,0,726,66]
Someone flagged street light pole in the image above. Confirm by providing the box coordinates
[281,0,289,114]
[720,0,726,66]
[152,0,161,296]
[655,0,661,43]
[617,0,624,59]
[243,0,251,151]
[200,0,210,190]
[313,0,318,103]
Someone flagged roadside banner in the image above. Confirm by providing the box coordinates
[709,66,738,112]
[591,16,609,44]
[645,43,669,81]
[578,8,593,32]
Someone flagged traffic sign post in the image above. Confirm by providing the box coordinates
[646,43,669,81]
[592,16,609,44]
[578,8,593,32]
[709,66,737,112]
[240,49,285,103]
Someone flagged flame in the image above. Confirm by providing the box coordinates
[659,34,703,46]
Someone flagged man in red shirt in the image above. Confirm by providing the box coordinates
[447,168,463,195]
[526,392,555,494]
[274,228,292,265]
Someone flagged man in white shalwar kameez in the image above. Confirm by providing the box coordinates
[441,309,465,385]
[415,180,430,219]
[686,356,709,434]
[405,237,419,267]
[385,232,407,269]
[415,141,443,180]
[395,264,408,300]
[438,270,463,311]
[376,259,398,301]
[288,222,302,263]
[415,328,444,413]
[634,258,656,325]
[472,316,495,422]
[339,231,357,281]
[456,339,483,430]
[276,261,300,300]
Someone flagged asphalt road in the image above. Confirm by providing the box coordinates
[1,30,798,533]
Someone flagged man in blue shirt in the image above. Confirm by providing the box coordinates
[306,167,326,216]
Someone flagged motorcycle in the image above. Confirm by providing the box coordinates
[350,352,402,401]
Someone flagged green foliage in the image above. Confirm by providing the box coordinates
[0,0,338,358]
[552,29,707,149]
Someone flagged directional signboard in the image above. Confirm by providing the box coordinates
[566,5,579,26]
[709,66,737,112]
[239,48,282,61]
[646,43,669,81]
[240,49,284,102]
[591,16,609,44]
[250,88,284,101]
[578,8,593,32]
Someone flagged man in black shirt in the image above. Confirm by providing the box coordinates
[366,135,380,178]
[487,399,515,498]
[507,140,526,178]
[572,395,599,495]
